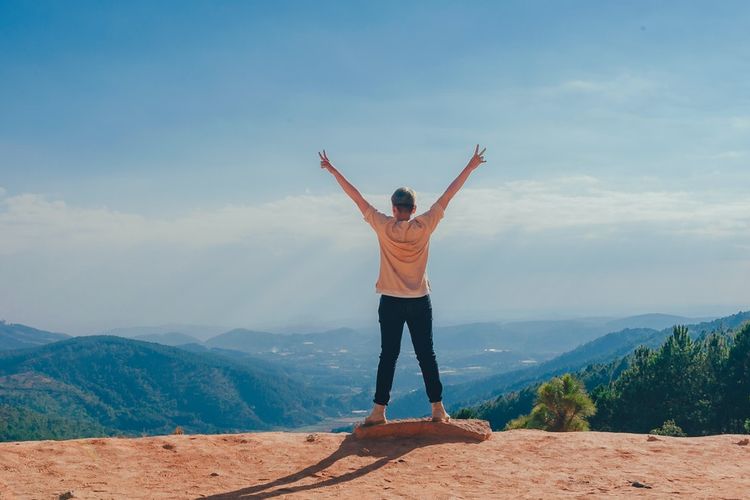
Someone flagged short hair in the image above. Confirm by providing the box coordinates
[391,187,416,210]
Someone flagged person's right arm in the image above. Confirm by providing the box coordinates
[319,150,371,215]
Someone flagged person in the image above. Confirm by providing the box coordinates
[318,145,487,425]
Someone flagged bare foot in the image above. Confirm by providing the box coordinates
[363,403,387,426]
[431,402,451,422]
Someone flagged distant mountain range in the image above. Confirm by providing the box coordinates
[0,322,69,350]
[204,327,368,353]
[102,324,229,342]
[2,313,709,355]
[149,315,716,403]
[197,314,708,355]
[133,331,202,346]
[601,313,715,332]
[432,313,711,357]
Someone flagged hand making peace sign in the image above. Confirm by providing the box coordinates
[467,144,487,171]
[318,150,334,173]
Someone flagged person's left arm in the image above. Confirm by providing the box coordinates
[435,144,487,211]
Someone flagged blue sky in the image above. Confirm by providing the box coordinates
[1,1,748,333]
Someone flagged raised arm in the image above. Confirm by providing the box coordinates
[436,145,487,210]
[319,150,371,214]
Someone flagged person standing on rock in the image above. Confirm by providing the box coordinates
[319,145,487,425]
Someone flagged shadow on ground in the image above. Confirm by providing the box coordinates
[200,433,481,499]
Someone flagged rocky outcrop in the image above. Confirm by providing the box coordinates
[354,418,492,441]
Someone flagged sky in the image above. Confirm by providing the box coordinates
[1,1,749,334]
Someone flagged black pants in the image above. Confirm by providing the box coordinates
[373,294,443,406]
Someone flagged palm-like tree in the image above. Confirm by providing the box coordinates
[507,373,596,431]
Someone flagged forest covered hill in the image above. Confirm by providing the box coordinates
[0,336,339,440]
[390,311,750,418]
[456,316,750,436]
[0,322,69,351]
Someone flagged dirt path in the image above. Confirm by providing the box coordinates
[1,430,749,499]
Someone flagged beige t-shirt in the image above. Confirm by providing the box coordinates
[362,201,445,298]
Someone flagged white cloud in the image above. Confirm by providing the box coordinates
[1,177,748,256]
[438,178,750,240]
[707,151,747,160]
[1,178,747,332]
[552,74,658,99]
[0,192,371,255]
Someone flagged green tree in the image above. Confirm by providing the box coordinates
[506,374,596,432]
[593,326,713,434]
[650,325,709,434]
[697,332,729,433]
[722,323,750,432]
[593,344,656,432]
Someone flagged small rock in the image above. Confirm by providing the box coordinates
[306,433,318,442]
[210,472,220,477]
[353,418,491,441]
[58,492,75,500]
[736,438,749,446]
[162,443,175,451]
[647,436,660,442]
[631,481,652,489]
